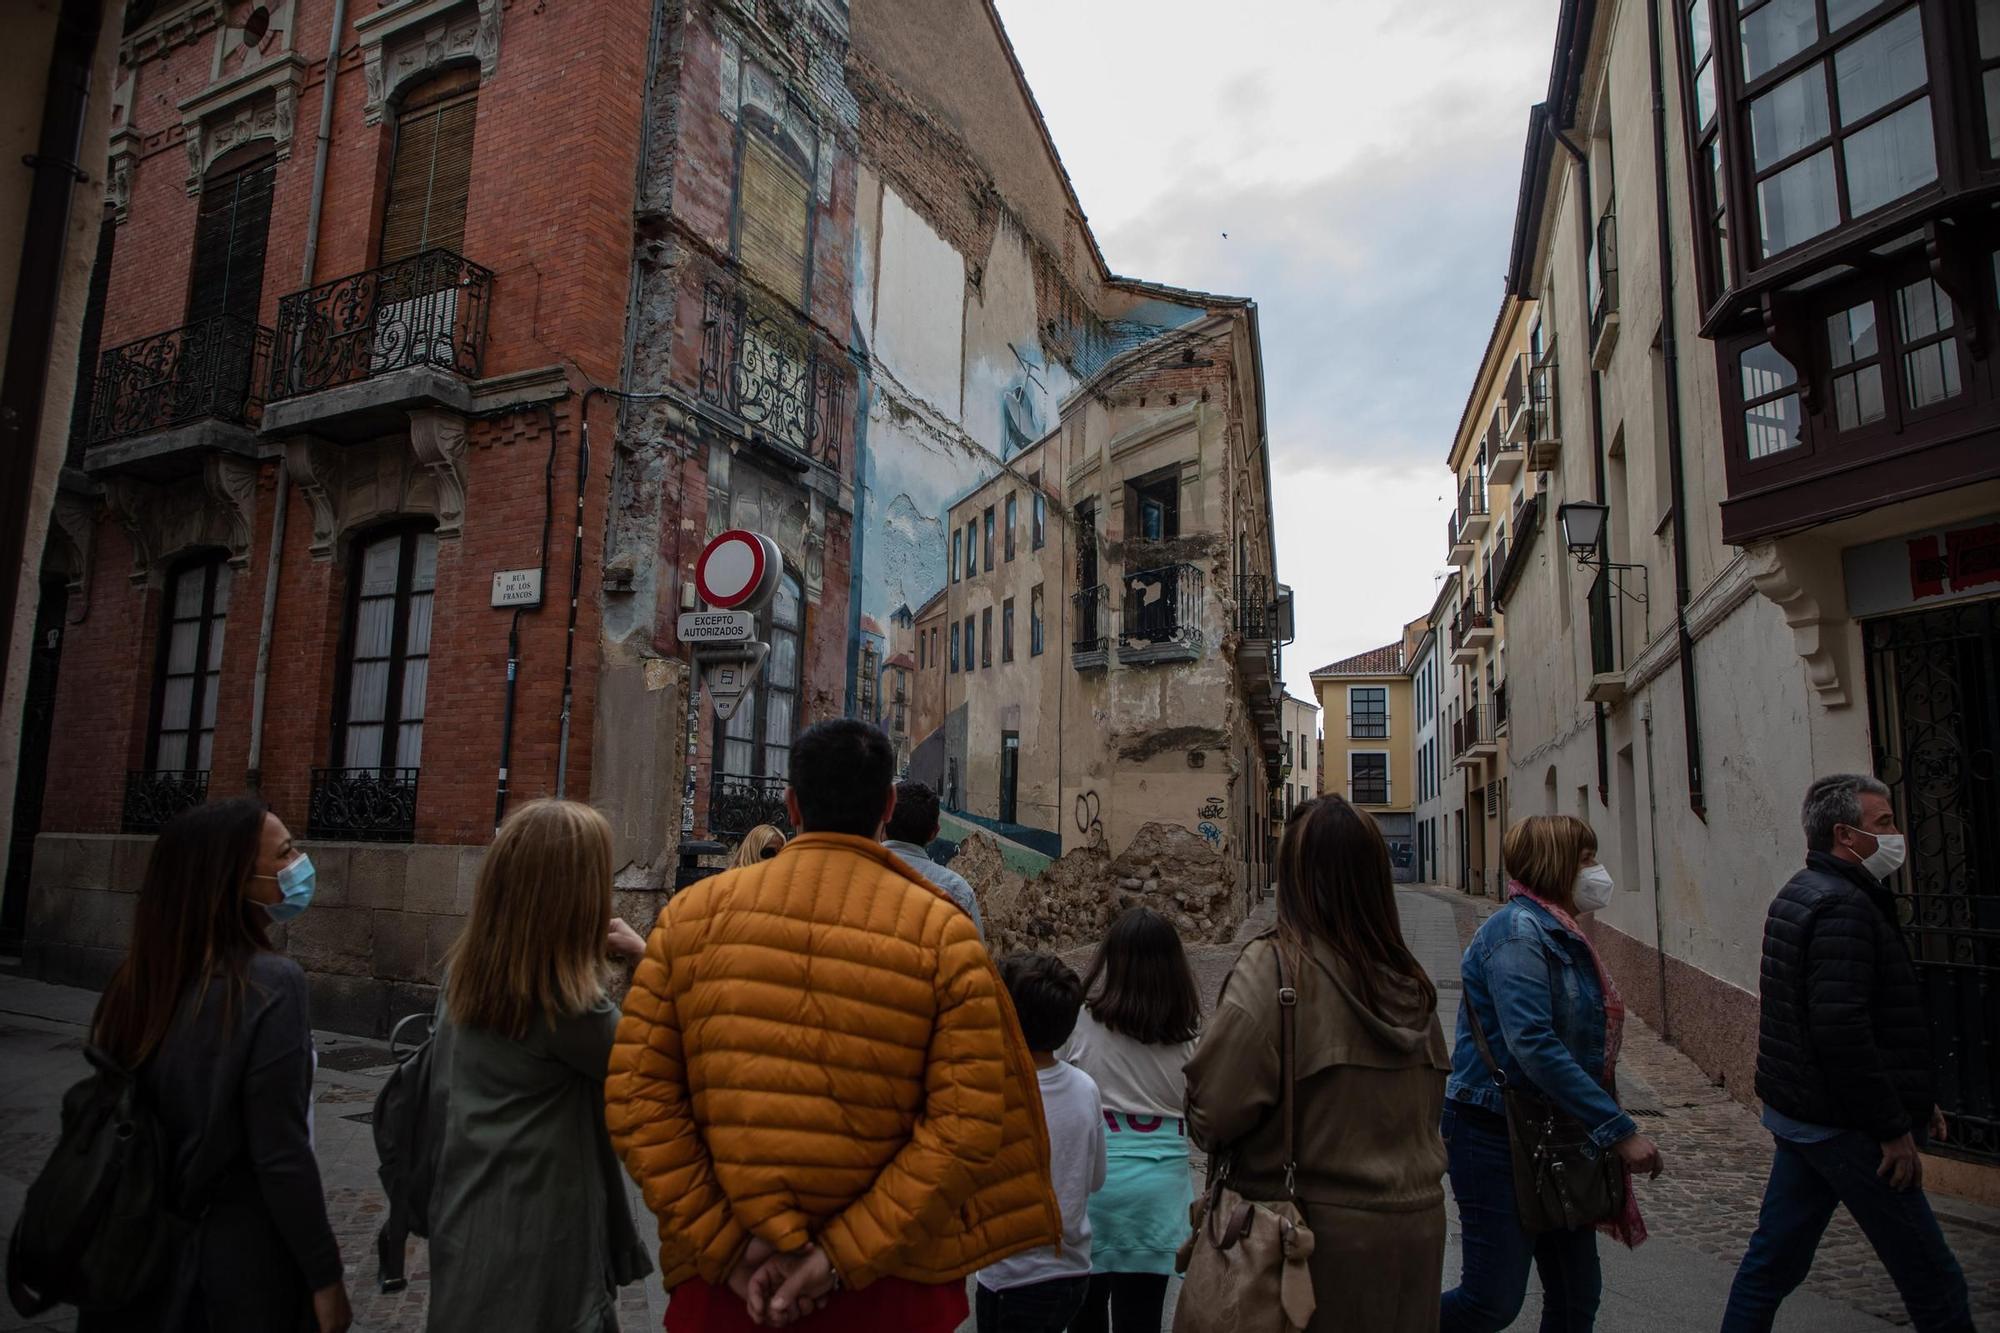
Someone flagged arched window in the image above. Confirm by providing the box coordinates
[333,525,438,772]
[381,69,478,264]
[148,553,233,776]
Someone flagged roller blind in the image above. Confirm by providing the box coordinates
[186,160,274,324]
[380,82,477,265]
[738,133,810,306]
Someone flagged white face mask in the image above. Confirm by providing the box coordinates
[1856,831,1906,880]
[1574,863,1615,913]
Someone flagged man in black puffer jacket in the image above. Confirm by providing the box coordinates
[1720,775,1972,1333]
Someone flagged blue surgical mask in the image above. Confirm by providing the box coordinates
[259,854,316,923]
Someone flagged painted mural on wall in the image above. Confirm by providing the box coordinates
[842,183,1207,853]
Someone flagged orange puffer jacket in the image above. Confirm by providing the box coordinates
[605,833,1062,1291]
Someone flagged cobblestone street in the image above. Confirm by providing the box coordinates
[2,888,1994,1331]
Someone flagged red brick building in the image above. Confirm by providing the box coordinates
[12,0,1287,1031]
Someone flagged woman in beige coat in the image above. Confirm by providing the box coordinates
[1185,795,1451,1333]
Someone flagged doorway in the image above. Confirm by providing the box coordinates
[1865,598,2000,1162]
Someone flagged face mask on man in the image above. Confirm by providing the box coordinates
[1843,826,1906,880]
[1574,863,1615,913]
[256,853,317,923]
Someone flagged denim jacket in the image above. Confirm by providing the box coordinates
[1445,893,1637,1149]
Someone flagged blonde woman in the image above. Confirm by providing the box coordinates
[729,823,788,867]
[426,800,652,1332]
[1439,815,1662,1332]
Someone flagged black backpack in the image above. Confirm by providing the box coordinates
[372,1010,440,1293]
[6,1047,185,1315]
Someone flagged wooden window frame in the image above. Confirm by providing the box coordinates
[1005,493,1017,562]
[330,524,437,773]
[187,149,277,326]
[981,606,993,668]
[1030,584,1045,656]
[1002,597,1015,662]
[147,552,232,776]
[711,569,804,784]
[950,622,960,673]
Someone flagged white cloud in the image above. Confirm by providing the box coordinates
[994,0,1561,694]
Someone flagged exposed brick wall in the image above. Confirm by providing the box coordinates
[46,0,648,849]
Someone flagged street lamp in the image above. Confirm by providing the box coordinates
[1556,500,1608,559]
[1554,499,1647,604]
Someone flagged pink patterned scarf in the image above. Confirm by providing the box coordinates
[1510,880,1649,1249]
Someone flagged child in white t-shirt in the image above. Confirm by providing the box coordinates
[976,953,1107,1333]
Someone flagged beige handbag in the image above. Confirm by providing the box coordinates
[1174,946,1317,1333]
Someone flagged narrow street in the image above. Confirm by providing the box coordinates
[2,889,1990,1331]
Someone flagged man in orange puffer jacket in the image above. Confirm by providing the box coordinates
[607,719,1062,1331]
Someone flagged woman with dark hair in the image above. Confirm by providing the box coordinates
[1058,907,1200,1333]
[1185,796,1450,1333]
[1439,815,1661,1332]
[82,798,350,1333]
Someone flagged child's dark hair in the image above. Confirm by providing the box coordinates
[1081,906,1201,1045]
[999,952,1085,1052]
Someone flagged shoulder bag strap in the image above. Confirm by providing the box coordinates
[1463,988,1507,1088]
[1274,942,1299,1199]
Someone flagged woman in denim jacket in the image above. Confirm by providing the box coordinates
[1439,815,1664,1332]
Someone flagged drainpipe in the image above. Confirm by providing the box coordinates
[1647,0,1707,819]
[0,0,100,714]
[1642,700,1672,1038]
[247,0,345,792]
[1550,125,1613,808]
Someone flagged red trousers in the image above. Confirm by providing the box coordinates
[663,1277,968,1333]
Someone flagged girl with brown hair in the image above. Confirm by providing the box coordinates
[1185,796,1451,1333]
[1060,907,1201,1333]
[424,799,651,1332]
[82,798,350,1333]
[1439,815,1663,1332]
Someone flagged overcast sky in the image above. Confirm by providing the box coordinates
[994,0,1564,704]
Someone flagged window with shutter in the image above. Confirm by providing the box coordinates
[334,527,438,772]
[380,73,478,266]
[737,131,811,306]
[186,157,275,325]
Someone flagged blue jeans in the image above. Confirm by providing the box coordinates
[1720,1132,1973,1332]
[976,1275,1090,1333]
[1439,1103,1603,1332]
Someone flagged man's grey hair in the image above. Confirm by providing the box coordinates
[1801,773,1892,851]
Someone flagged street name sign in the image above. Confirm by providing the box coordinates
[490,568,543,607]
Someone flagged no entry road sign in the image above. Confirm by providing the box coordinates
[695,529,783,612]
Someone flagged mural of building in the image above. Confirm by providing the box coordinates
[8,0,1288,1027]
[906,297,1289,898]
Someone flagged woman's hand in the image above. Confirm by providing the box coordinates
[606,917,647,961]
[312,1281,353,1333]
[1613,1132,1663,1179]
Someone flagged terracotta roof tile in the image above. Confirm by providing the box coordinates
[1309,641,1404,676]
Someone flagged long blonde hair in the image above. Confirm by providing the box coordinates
[446,799,614,1037]
[728,824,788,868]
[1502,814,1598,912]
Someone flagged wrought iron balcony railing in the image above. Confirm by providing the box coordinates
[1235,573,1270,638]
[709,771,790,841]
[1073,584,1109,657]
[1122,563,1204,652]
[1529,350,1561,449]
[122,769,209,834]
[88,316,271,445]
[307,767,420,842]
[1455,703,1485,756]
[698,278,848,471]
[1458,476,1489,522]
[271,249,491,402]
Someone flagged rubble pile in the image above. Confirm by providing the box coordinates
[956,821,1245,955]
